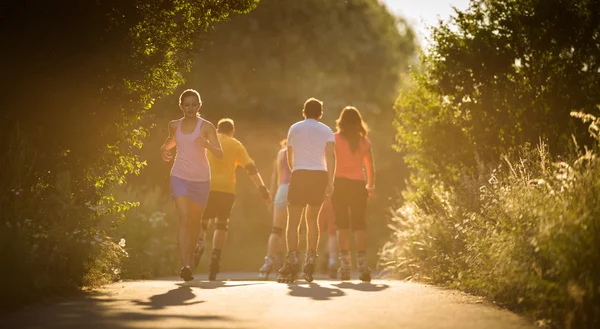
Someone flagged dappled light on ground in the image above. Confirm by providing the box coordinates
[2,275,535,329]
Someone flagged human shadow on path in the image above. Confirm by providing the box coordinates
[333,282,390,292]
[287,282,346,301]
[133,286,203,310]
[3,291,233,329]
[180,281,265,290]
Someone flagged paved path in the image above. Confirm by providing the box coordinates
[3,273,535,329]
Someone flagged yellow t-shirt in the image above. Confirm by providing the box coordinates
[208,134,253,194]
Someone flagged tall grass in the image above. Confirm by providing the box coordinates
[380,112,600,329]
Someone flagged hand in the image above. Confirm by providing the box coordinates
[367,186,375,199]
[161,149,173,162]
[258,186,271,204]
[324,183,334,200]
[195,136,210,148]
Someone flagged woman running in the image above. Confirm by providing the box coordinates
[331,106,375,282]
[160,89,223,281]
[258,139,290,279]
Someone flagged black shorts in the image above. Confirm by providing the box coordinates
[331,178,368,231]
[287,170,328,207]
[202,191,236,221]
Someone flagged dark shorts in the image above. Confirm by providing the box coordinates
[331,178,368,231]
[287,170,328,207]
[202,191,236,221]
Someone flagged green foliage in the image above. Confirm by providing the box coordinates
[0,0,257,307]
[140,0,418,231]
[188,0,416,122]
[0,128,129,308]
[389,1,600,326]
[381,110,600,328]
[395,0,600,182]
[110,185,180,279]
[394,75,477,184]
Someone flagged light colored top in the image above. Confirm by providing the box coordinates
[207,134,253,194]
[171,118,210,182]
[334,132,371,181]
[286,119,335,171]
[278,149,292,185]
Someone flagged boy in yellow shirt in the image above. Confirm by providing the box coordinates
[193,118,271,280]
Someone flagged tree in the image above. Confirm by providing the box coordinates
[186,0,416,122]
[395,0,600,182]
[123,0,418,276]
[1,0,257,196]
[143,0,418,204]
[0,0,257,307]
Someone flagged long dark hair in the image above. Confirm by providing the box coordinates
[336,106,368,153]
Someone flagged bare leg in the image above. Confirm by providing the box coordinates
[259,206,287,278]
[187,200,206,263]
[305,204,321,251]
[268,206,287,256]
[286,204,304,252]
[354,230,367,253]
[328,234,338,262]
[337,229,351,253]
[212,222,228,249]
[174,196,192,267]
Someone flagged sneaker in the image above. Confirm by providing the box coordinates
[179,266,194,281]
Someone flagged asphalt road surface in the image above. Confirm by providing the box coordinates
[3,272,536,329]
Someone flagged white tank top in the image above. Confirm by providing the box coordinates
[170,118,211,182]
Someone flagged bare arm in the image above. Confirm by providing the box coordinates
[248,170,267,188]
[269,159,279,202]
[199,121,223,159]
[286,145,294,172]
[245,165,270,201]
[160,121,177,161]
[364,147,375,187]
[364,147,376,198]
[325,141,336,195]
[240,143,269,201]
[276,150,286,186]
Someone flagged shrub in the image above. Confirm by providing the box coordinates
[110,185,179,279]
[381,111,600,329]
[0,128,129,309]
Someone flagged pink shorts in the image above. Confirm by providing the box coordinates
[170,175,210,207]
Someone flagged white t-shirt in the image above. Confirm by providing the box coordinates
[286,118,335,171]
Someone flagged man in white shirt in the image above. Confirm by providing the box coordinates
[277,97,336,283]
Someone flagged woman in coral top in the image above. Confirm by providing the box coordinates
[331,106,375,282]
